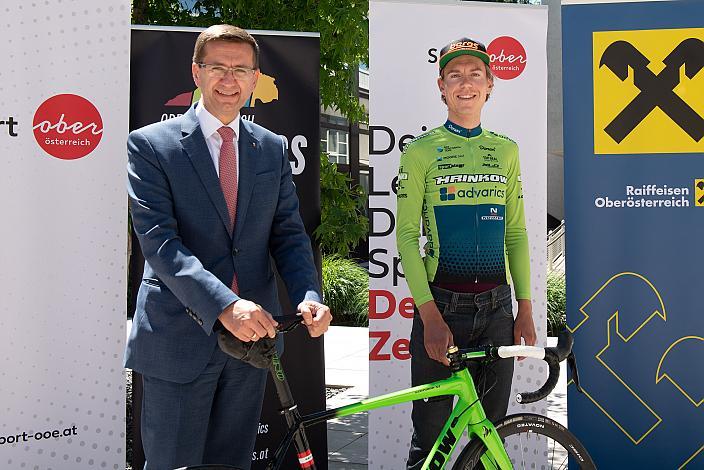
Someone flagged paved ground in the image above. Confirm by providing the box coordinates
[323,327,568,469]
[324,326,370,470]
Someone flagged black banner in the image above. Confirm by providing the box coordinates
[129,26,324,470]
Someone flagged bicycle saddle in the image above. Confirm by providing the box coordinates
[215,323,277,369]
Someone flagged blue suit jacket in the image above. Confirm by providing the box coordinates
[125,104,321,383]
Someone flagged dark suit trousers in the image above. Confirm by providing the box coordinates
[141,345,267,470]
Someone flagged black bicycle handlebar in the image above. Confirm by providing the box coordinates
[515,330,575,404]
[516,348,560,404]
[458,330,580,404]
[272,314,305,333]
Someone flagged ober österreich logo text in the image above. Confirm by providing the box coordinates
[487,36,527,80]
[33,94,103,160]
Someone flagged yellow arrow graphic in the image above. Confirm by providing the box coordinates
[679,444,704,469]
[569,272,666,334]
[570,272,667,444]
[656,336,704,407]
[593,313,663,444]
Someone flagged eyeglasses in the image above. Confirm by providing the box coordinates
[197,63,257,80]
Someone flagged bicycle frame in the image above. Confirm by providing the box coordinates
[266,350,511,470]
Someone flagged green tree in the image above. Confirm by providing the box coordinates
[131,0,368,123]
[315,153,368,257]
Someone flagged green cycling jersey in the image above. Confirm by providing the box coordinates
[396,120,531,306]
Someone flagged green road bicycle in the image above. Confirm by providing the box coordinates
[210,316,596,470]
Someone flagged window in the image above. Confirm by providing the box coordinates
[359,169,369,216]
[321,128,349,165]
[359,169,369,197]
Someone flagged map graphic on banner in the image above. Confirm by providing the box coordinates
[369,0,547,467]
[563,1,704,468]
[165,74,280,108]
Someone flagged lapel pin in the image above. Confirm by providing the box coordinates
[252,142,257,148]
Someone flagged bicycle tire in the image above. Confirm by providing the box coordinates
[452,413,596,470]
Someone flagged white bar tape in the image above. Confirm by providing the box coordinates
[496,345,545,360]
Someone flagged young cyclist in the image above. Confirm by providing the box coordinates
[396,37,537,469]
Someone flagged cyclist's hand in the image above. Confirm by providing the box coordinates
[298,300,332,338]
[418,301,454,366]
[218,300,278,342]
[514,299,537,361]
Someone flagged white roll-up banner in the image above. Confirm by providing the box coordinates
[0,1,130,469]
[369,0,548,467]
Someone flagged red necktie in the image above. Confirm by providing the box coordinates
[218,126,239,294]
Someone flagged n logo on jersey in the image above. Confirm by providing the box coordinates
[593,28,704,154]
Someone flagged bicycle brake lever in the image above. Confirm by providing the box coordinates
[567,352,584,393]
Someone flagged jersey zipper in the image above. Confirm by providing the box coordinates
[470,138,479,284]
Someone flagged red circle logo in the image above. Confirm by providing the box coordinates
[487,36,527,80]
[33,94,103,160]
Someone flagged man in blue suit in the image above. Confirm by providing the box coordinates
[125,24,331,470]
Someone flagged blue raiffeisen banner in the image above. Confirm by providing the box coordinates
[563,0,703,468]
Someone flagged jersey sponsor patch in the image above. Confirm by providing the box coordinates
[434,173,507,185]
[481,207,504,221]
[488,131,517,144]
[437,163,465,170]
[438,185,506,200]
[436,144,462,153]
[403,128,440,150]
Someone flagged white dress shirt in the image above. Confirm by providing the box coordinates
[195,100,240,182]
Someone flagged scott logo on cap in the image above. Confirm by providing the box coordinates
[439,37,490,69]
[449,40,481,52]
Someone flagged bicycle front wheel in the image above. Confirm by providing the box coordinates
[453,413,596,470]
